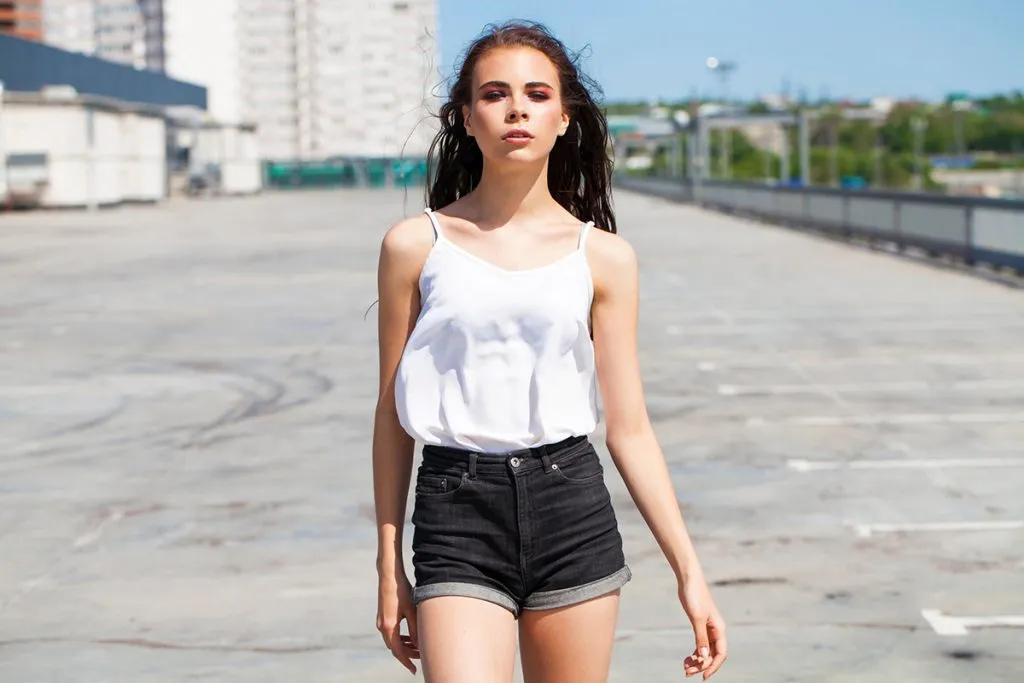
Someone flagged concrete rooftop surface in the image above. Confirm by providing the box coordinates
[1,189,1022,682]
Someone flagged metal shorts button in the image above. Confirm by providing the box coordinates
[510,457,521,468]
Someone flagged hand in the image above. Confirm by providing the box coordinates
[376,572,420,674]
[678,573,727,679]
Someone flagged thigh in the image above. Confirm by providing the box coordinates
[418,596,518,683]
[518,591,621,683]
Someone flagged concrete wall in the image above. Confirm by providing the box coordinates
[2,98,167,208]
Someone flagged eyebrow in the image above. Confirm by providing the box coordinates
[478,80,554,91]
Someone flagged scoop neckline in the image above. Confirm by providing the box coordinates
[437,237,585,275]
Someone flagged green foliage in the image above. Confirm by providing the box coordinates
[878,100,1024,156]
[614,91,1024,186]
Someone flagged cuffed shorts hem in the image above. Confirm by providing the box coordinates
[412,582,520,616]
[523,565,633,612]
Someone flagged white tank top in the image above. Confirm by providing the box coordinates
[394,208,600,453]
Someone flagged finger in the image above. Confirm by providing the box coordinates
[399,635,421,658]
[683,654,704,677]
[692,618,711,670]
[390,622,417,674]
[391,640,416,673]
[704,636,727,677]
[407,606,420,651]
[379,621,395,649]
[704,652,727,679]
[686,656,707,675]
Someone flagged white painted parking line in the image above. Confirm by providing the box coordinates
[694,353,1024,371]
[667,322,1024,336]
[748,412,1024,427]
[852,520,1024,538]
[922,609,1024,636]
[788,457,1024,472]
[719,378,1024,396]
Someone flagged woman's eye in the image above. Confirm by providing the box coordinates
[483,91,504,101]
[529,92,550,101]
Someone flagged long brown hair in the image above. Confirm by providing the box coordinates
[425,21,617,233]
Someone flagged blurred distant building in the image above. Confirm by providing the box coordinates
[42,0,164,70]
[36,0,439,160]
[0,32,206,107]
[42,0,93,53]
[0,0,43,40]
[164,0,440,160]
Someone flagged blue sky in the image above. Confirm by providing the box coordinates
[436,0,1022,103]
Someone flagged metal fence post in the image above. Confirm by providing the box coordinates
[799,110,810,187]
[965,205,975,265]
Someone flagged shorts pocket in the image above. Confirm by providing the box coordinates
[551,449,604,485]
[415,467,470,499]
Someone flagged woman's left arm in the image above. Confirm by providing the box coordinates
[589,231,727,679]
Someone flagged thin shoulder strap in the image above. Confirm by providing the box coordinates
[577,220,595,251]
[423,208,444,244]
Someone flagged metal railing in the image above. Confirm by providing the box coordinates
[615,175,1024,274]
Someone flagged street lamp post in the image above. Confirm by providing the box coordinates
[706,57,736,180]
[951,98,971,157]
[911,116,928,191]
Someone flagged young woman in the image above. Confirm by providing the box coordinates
[373,21,727,683]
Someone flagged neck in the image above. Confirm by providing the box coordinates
[467,158,559,226]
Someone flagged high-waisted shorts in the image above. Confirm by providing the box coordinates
[410,435,632,617]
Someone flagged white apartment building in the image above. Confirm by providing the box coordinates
[43,0,96,55]
[43,0,164,70]
[42,0,439,160]
[233,0,441,160]
[164,0,440,160]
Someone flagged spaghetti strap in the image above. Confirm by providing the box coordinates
[423,208,444,244]
[577,220,595,251]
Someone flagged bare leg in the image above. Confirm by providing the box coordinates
[518,591,621,683]
[417,596,518,683]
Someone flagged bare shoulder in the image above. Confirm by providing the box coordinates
[381,213,434,256]
[586,228,638,297]
[379,213,434,279]
[587,228,637,267]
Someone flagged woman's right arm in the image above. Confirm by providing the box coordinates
[373,216,431,674]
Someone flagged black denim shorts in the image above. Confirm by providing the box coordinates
[410,435,631,617]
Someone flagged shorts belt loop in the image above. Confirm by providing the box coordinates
[540,453,553,472]
[468,453,478,479]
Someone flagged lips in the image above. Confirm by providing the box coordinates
[502,129,534,140]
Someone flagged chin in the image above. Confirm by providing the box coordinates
[485,144,553,166]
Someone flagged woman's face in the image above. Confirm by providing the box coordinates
[462,47,571,167]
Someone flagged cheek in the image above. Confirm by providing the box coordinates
[472,104,504,132]
[534,105,565,134]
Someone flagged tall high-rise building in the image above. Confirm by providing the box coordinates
[0,0,43,40]
[164,0,440,160]
[42,0,94,53]
[42,0,163,70]
[39,0,440,160]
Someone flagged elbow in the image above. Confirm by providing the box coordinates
[604,419,654,454]
[375,402,401,427]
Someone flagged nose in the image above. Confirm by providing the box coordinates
[506,98,529,123]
